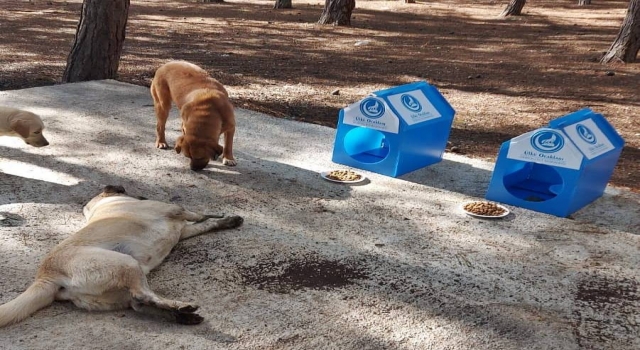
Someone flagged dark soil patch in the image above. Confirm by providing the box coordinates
[239,253,369,293]
[572,274,639,348]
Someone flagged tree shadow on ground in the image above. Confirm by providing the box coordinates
[1,79,637,349]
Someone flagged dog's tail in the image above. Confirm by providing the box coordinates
[0,279,58,328]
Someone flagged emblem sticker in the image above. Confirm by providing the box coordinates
[342,97,399,134]
[530,130,564,153]
[400,94,422,113]
[386,90,441,125]
[563,118,615,159]
[359,97,385,119]
[576,124,597,145]
[507,128,582,170]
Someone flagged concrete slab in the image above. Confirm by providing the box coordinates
[0,81,638,350]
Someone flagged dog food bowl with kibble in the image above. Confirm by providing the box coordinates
[320,169,366,184]
[460,201,510,219]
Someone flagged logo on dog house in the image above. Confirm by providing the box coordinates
[485,108,624,217]
[332,81,456,178]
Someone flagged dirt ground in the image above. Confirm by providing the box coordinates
[0,0,638,190]
[1,80,639,349]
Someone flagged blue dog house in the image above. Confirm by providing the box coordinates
[331,81,455,177]
[485,108,624,217]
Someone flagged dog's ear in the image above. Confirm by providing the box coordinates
[211,93,235,123]
[209,143,223,161]
[175,136,184,154]
[180,102,192,123]
[10,120,30,138]
[103,185,126,194]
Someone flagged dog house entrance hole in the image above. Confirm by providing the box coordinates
[502,163,564,202]
[343,128,390,164]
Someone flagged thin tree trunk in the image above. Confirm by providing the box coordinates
[62,0,130,83]
[318,0,356,26]
[601,0,640,63]
[578,0,591,5]
[274,0,292,9]
[500,0,526,17]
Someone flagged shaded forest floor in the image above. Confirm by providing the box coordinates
[1,0,638,191]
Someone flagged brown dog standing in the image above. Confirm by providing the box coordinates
[150,61,236,170]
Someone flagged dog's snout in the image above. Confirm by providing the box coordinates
[190,157,210,171]
[30,138,49,147]
[190,163,207,171]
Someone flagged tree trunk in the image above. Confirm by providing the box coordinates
[318,0,356,26]
[601,0,640,63]
[578,0,591,5]
[274,0,292,9]
[500,0,526,17]
[62,0,130,83]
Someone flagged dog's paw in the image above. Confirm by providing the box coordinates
[221,215,243,229]
[174,311,204,325]
[155,141,169,149]
[178,304,199,313]
[222,157,237,166]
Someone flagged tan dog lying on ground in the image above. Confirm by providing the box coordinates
[151,61,237,170]
[0,106,49,147]
[0,185,243,327]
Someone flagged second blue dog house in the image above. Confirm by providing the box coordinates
[485,108,624,217]
[331,81,455,177]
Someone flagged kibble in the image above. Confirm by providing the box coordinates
[326,170,362,182]
[463,201,507,216]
